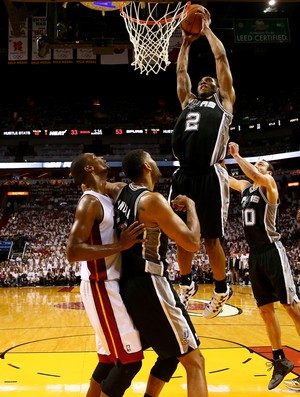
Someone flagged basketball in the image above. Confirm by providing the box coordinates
[180,4,203,35]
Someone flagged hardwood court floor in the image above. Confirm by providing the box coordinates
[1,284,300,396]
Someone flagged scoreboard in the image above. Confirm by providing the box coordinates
[1,128,174,137]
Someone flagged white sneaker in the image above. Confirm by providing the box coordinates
[203,285,233,319]
[179,281,198,310]
[284,376,300,391]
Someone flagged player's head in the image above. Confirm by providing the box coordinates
[70,153,109,184]
[197,76,219,99]
[122,149,162,182]
[254,159,274,176]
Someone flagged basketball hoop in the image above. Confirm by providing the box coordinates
[120,1,191,75]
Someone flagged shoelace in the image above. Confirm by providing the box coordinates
[266,361,275,372]
[180,286,194,307]
[210,293,226,307]
[266,360,287,375]
[206,293,230,314]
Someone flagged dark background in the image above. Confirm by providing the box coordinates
[1,1,300,98]
[0,1,299,181]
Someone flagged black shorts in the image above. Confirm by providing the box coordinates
[120,273,200,360]
[249,242,300,307]
[169,163,229,239]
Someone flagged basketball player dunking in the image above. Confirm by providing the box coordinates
[169,5,236,317]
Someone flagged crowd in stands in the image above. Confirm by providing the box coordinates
[0,175,299,290]
[0,64,299,291]
[1,87,299,131]
[0,86,299,163]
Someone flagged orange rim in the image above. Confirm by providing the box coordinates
[119,1,191,26]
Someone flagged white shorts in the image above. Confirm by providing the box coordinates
[80,279,143,364]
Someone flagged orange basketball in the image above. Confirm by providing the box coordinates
[180,4,203,35]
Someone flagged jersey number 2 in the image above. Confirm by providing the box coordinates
[186,112,200,131]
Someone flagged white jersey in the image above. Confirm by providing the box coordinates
[78,189,143,364]
[79,190,122,281]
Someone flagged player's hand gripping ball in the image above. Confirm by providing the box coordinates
[180,4,203,35]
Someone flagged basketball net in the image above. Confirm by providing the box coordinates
[120,1,191,75]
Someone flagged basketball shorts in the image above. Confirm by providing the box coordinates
[169,163,229,239]
[80,279,143,365]
[120,273,200,360]
[249,241,300,307]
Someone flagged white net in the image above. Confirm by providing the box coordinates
[120,1,191,75]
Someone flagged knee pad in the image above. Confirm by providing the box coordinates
[92,362,115,384]
[150,356,179,382]
[101,361,142,397]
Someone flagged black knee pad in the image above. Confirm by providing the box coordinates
[101,361,142,397]
[150,356,179,382]
[92,362,115,383]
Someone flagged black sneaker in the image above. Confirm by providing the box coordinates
[267,358,294,390]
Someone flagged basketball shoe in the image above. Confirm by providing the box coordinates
[267,358,294,390]
[179,280,198,310]
[284,376,300,391]
[203,285,233,319]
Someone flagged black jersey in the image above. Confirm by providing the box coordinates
[114,183,169,277]
[114,183,200,359]
[172,93,233,172]
[241,184,281,253]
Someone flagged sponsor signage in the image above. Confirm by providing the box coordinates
[234,19,291,44]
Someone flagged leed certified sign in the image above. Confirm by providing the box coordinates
[234,19,290,43]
